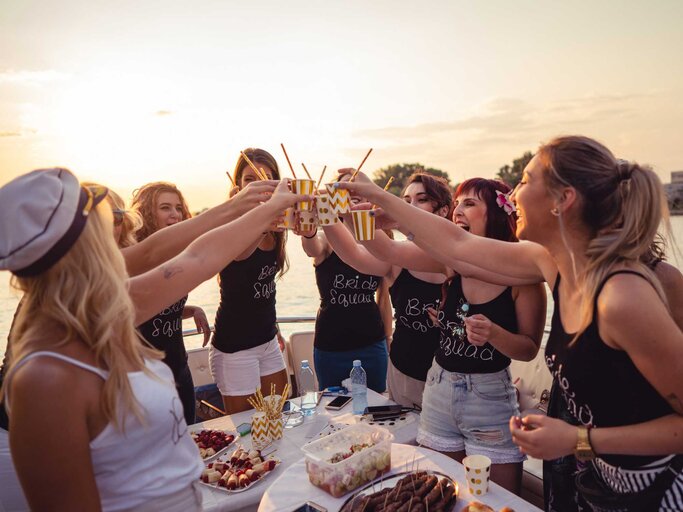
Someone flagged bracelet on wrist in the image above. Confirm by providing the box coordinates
[303,231,317,239]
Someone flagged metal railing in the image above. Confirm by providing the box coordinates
[183,316,552,339]
[182,315,316,338]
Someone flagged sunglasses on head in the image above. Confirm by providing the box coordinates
[82,185,109,216]
[112,208,125,226]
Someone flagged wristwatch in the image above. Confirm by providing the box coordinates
[574,426,595,462]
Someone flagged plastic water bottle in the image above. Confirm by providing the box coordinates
[299,360,318,416]
[350,360,368,415]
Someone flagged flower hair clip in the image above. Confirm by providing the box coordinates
[495,190,516,215]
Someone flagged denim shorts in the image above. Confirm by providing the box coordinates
[417,360,525,464]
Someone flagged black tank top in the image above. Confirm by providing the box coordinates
[138,296,188,377]
[212,248,278,353]
[314,252,385,351]
[434,274,514,373]
[545,271,674,468]
[389,269,442,381]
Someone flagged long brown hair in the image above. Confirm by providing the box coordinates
[131,182,192,242]
[538,135,668,339]
[230,148,289,277]
[403,172,453,218]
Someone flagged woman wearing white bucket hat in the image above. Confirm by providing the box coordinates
[0,168,307,512]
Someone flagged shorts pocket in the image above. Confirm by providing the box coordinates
[425,366,438,387]
[471,378,509,401]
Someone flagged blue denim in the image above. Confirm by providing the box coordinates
[417,360,525,464]
[314,339,388,393]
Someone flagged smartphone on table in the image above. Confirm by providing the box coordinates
[324,395,352,410]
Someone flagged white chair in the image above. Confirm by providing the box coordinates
[187,347,214,387]
[286,331,317,393]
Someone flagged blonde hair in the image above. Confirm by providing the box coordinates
[3,202,161,429]
[131,182,192,241]
[539,136,669,340]
[107,188,141,248]
[82,182,141,248]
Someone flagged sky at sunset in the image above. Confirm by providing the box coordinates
[1,0,682,208]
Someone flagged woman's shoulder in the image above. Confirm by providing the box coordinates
[9,348,102,404]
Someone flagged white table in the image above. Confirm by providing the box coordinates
[195,391,418,512]
[259,444,542,512]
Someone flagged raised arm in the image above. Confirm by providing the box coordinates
[362,229,541,286]
[337,175,555,284]
[122,180,278,276]
[130,181,306,325]
[322,222,393,277]
[295,215,332,265]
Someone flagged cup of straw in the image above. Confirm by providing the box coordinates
[351,210,375,241]
[325,183,351,214]
[263,394,285,440]
[463,454,492,496]
[251,411,272,450]
[316,193,340,226]
[292,179,315,211]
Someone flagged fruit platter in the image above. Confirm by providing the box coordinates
[340,471,458,512]
[199,445,281,493]
[191,429,237,461]
[302,423,394,497]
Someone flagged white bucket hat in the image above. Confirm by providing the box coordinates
[0,168,108,276]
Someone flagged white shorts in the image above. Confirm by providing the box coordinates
[209,336,286,396]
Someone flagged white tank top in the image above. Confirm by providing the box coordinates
[6,352,203,511]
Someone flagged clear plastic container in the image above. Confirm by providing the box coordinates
[302,423,393,497]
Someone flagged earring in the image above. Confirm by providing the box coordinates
[550,208,560,216]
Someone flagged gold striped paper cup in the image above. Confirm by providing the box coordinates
[325,183,351,214]
[292,179,315,211]
[315,194,340,226]
[351,210,375,241]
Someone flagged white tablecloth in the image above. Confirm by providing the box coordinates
[259,444,542,512]
[195,391,418,512]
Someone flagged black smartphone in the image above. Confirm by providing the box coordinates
[292,502,327,512]
[324,395,352,410]
[363,405,403,415]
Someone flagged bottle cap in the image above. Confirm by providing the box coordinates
[301,360,309,368]
[353,359,361,367]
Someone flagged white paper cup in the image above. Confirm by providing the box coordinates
[315,193,340,226]
[292,179,316,211]
[463,454,491,496]
[351,209,375,241]
[298,210,317,232]
[325,183,351,214]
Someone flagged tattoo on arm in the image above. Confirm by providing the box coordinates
[162,265,184,279]
[666,393,683,413]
